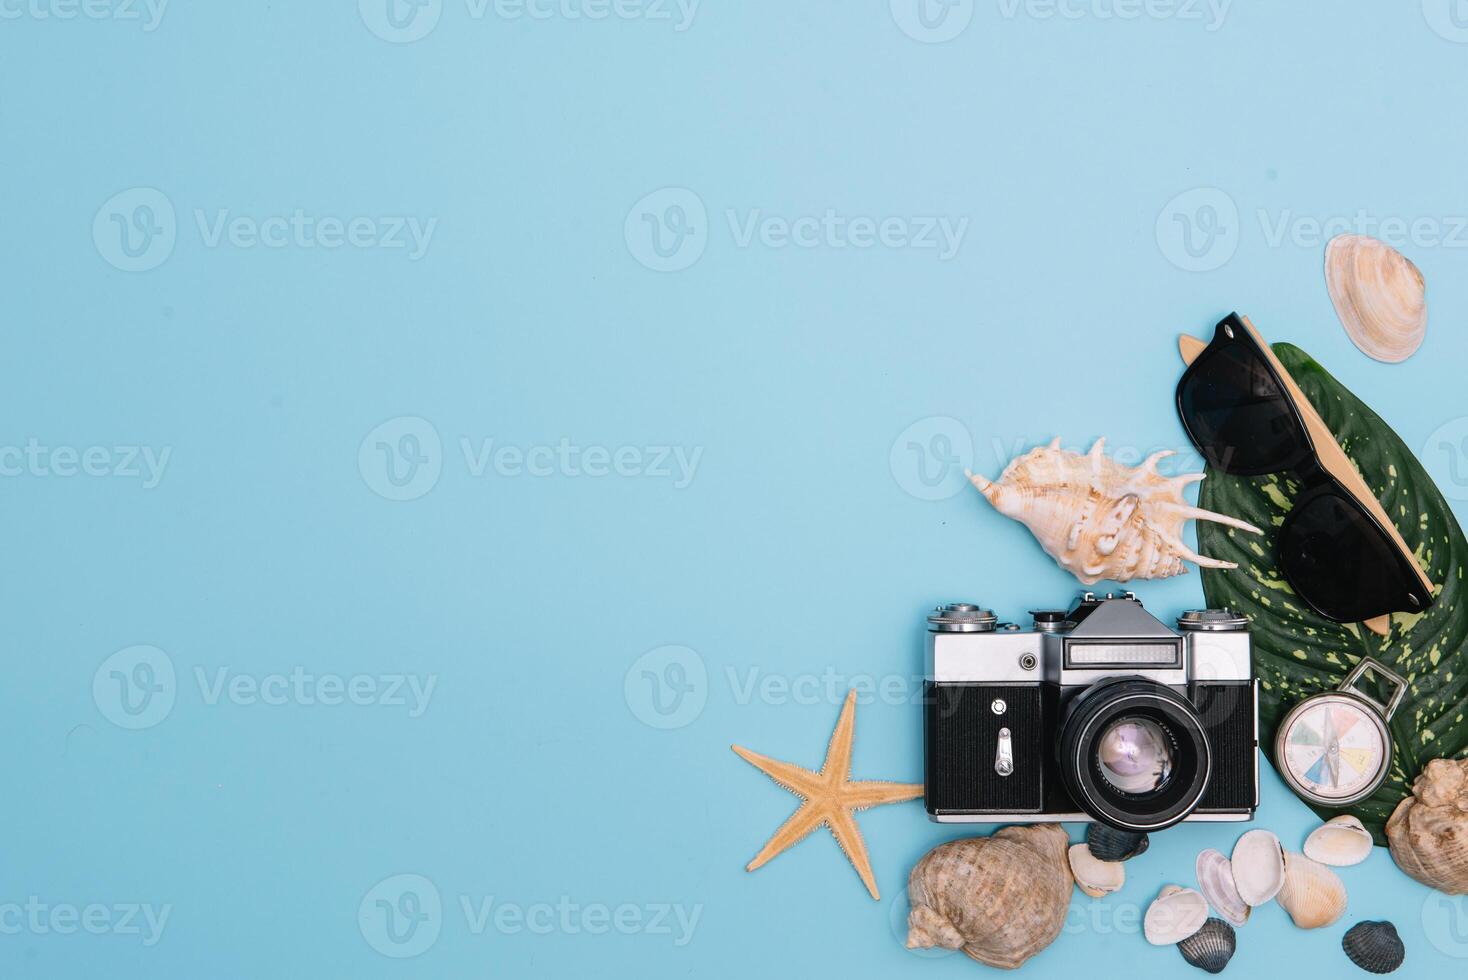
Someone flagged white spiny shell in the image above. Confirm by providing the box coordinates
[1325,234,1427,363]
[1303,815,1373,867]
[969,438,1261,585]
[1068,843,1124,898]
[1195,848,1249,927]
[1277,852,1347,929]
[1144,885,1209,945]
[1231,829,1286,906]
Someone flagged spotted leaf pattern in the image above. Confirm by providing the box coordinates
[1196,343,1467,844]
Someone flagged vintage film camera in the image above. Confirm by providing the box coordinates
[924,592,1258,831]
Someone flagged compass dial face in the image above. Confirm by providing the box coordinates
[1280,695,1389,803]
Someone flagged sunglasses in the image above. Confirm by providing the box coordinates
[1175,313,1435,627]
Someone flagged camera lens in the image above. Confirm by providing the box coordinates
[1096,717,1174,795]
[1058,678,1211,832]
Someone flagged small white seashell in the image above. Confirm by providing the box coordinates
[1195,848,1249,928]
[1277,852,1347,929]
[1068,843,1124,898]
[1144,885,1209,945]
[969,438,1261,585]
[1325,233,1427,363]
[1304,815,1373,868]
[1231,829,1286,906]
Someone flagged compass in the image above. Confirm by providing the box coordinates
[1275,657,1407,807]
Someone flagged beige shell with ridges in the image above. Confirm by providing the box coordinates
[969,438,1261,585]
[906,823,1072,970]
[1387,758,1468,894]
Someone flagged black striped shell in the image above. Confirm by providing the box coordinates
[1177,918,1235,974]
[1342,920,1405,974]
[1086,824,1149,863]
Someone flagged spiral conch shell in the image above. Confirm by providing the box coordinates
[1387,758,1468,894]
[1325,234,1427,363]
[906,823,1072,970]
[969,438,1261,585]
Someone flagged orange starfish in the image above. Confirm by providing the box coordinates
[732,689,924,900]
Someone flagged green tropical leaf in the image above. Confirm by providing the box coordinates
[1196,343,1468,845]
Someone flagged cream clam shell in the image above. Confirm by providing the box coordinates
[1144,885,1209,946]
[1303,815,1373,868]
[1068,843,1124,898]
[1277,852,1347,929]
[1325,233,1427,363]
[1230,829,1285,906]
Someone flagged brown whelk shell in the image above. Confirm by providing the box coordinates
[906,823,1072,969]
[1386,758,1468,894]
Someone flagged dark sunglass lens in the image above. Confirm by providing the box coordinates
[1279,491,1423,622]
[1178,339,1305,474]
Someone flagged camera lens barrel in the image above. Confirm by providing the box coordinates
[1058,678,1213,832]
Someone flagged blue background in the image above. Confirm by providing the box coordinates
[4,1,1468,976]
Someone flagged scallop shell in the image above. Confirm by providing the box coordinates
[1386,758,1468,894]
[1325,234,1427,363]
[1304,815,1373,867]
[1277,852,1347,929]
[1230,829,1285,906]
[1068,843,1124,898]
[906,823,1072,969]
[1144,885,1209,946]
[1177,918,1236,975]
[969,438,1261,585]
[1194,848,1249,927]
[1342,920,1405,974]
[1087,825,1149,862]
